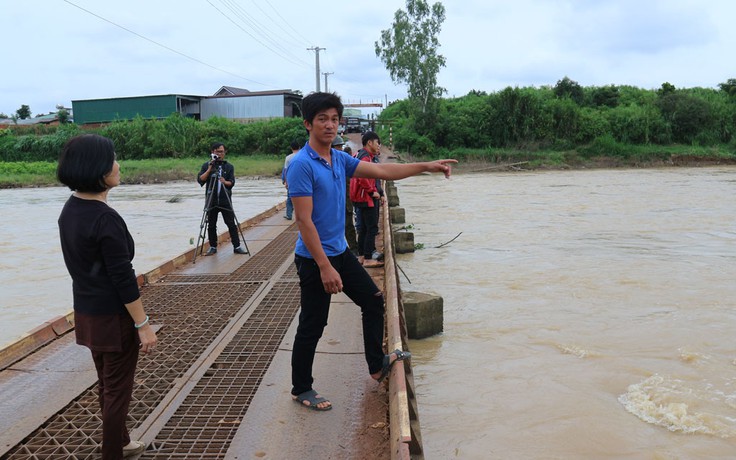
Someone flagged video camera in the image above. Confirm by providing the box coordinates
[210,153,224,165]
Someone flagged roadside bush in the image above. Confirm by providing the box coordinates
[580,134,628,158]
[245,117,304,155]
[576,107,610,143]
[606,104,669,145]
[412,135,436,156]
[546,97,580,144]
[197,116,247,155]
[656,93,713,144]
[155,114,203,157]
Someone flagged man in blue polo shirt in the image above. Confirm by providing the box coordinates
[286,92,456,411]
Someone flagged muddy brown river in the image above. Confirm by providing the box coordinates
[1,166,735,459]
[395,166,736,459]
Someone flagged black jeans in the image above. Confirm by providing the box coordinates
[207,206,240,248]
[356,203,379,258]
[291,250,385,396]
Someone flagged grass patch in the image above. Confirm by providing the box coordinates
[0,155,286,188]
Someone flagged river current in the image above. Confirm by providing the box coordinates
[396,167,736,459]
[0,178,285,348]
[1,167,735,459]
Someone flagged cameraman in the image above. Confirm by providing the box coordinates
[197,142,247,255]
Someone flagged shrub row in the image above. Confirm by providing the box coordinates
[0,114,306,162]
[377,84,736,157]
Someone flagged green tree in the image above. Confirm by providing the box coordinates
[553,77,584,105]
[56,105,70,124]
[657,82,676,97]
[547,97,580,144]
[489,86,547,146]
[16,105,31,120]
[375,0,446,116]
[591,85,620,108]
[656,93,712,143]
[718,78,736,97]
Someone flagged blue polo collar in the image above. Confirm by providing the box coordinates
[305,143,334,167]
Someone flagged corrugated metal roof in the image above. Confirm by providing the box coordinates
[213,86,251,96]
[70,88,303,124]
[201,94,285,120]
[72,95,181,124]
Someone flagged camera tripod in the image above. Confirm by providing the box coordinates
[193,162,250,263]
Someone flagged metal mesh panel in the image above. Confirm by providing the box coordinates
[4,227,299,459]
[229,228,298,282]
[142,281,300,459]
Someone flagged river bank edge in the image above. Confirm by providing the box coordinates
[3,154,735,189]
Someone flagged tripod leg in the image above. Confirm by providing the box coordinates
[221,189,250,255]
[193,178,218,263]
[193,209,209,263]
[232,213,250,255]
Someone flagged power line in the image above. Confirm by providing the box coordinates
[209,0,311,69]
[62,0,271,87]
[246,0,308,52]
[261,0,310,46]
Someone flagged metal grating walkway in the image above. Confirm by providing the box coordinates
[143,281,300,458]
[3,225,300,459]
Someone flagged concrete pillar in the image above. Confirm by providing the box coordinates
[393,231,414,253]
[386,182,400,207]
[389,207,405,224]
[402,291,444,339]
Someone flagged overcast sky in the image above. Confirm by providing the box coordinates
[2,0,735,116]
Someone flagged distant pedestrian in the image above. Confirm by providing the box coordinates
[282,138,302,220]
[286,92,456,411]
[350,131,385,267]
[57,134,156,459]
[332,136,357,250]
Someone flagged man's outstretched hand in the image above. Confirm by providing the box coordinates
[427,159,458,178]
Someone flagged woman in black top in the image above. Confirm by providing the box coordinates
[57,134,157,459]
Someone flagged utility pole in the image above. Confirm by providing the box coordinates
[307,46,325,92]
[322,72,334,92]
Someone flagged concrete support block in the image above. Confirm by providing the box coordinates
[387,186,400,207]
[389,207,405,224]
[403,291,444,339]
[393,231,414,253]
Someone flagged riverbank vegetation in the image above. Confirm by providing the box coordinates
[372,2,735,166]
[373,78,736,168]
[1,76,736,188]
[0,115,304,187]
[0,156,285,188]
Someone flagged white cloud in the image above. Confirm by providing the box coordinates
[1,0,734,115]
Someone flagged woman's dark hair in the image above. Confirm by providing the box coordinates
[57,134,116,192]
[301,92,343,124]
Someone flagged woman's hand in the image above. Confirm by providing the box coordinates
[138,324,157,354]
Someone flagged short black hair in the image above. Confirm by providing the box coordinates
[301,92,343,124]
[210,142,225,152]
[361,131,380,146]
[57,134,116,193]
[290,138,302,150]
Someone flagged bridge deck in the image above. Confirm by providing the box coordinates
[0,210,389,459]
